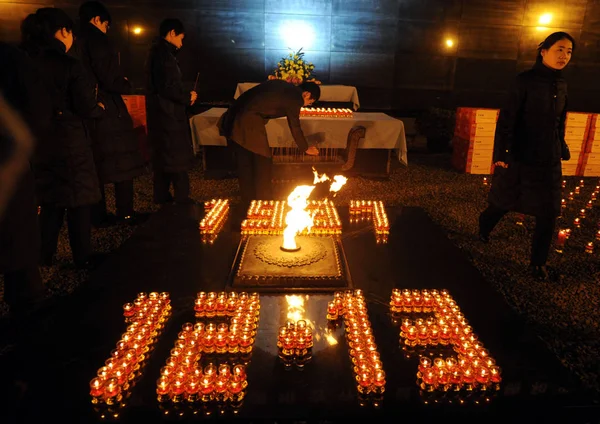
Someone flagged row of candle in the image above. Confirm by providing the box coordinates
[300,107,353,118]
[194,291,260,319]
[242,200,342,235]
[556,181,600,253]
[390,289,502,391]
[157,359,248,403]
[418,356,501,392]
[277,320,314,357]
[199,199,229,235]
[328,290,386,396]
[349,200,390,235]
[90,292,172,405]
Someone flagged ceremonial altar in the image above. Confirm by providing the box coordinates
[234,82,361,111]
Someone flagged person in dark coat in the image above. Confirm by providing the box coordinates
[76,1,146,226]
[479,32,575,281]
[145,18,197,204]
[217,80,321,206]
[21,8,106,269]
[0,42,51,317]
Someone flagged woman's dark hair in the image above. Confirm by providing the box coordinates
[536,31,576,62]
[300,81,321,102]
[21,7,73,53]
[79,1,112,25]
[159,18,185,38]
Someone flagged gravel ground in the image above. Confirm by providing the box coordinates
[1,152,598,393]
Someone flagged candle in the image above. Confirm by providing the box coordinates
[587,200,594,210]
[156,377,170,396]
[554,230,565,251]
[561,180,566,188]
[90,377,105,398]
[574,218,581,228]
[103,377,120,400]
[561,198,566,208]
[585,242,594,254]
[483,177,488,186]
[580,209,586,218]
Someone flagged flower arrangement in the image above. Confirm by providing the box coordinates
[268,48,321,85]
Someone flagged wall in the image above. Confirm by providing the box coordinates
[1,0,599,112]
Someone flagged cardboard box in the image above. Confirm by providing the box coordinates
[122,95,147,128]
[562,162,579,176]
[581,163,600,177]
[565,112,591,128]
[457,107,500,123]
[564,126,588,140]
[466,161,493,174]
[585,138,600,153]
[457,122,497,139]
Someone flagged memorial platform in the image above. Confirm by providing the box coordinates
[0,204,597,423]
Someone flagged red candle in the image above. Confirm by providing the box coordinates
[556,230,567,248]
[585,242,594,254]
[574,218,581,228]
[156,377,170,396]
[103,377,120,400]
[90,377,105,397]
[580,209,586,218]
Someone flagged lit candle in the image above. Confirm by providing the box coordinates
[580,209,586,218]
[574,218,581,228]
[585,242,594,254]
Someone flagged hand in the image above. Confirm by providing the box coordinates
[305,146,319,156]
[190,91,198,105]
[494,161,508,168]
[97,102,105,110]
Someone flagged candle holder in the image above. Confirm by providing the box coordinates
[585,242,594,254]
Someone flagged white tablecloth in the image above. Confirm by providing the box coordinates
[234,83,361,111]
[189,108,407,165]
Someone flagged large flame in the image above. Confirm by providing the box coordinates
[282,185,315,251]
[282,169,348,250]
[330,175,348,194]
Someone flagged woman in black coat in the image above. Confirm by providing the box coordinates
[22,8,105,269]
[479,32,575,280]
[145,18,196,204]
[76,1,145,225]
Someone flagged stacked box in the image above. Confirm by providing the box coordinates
[581,114,600,176]
[122,95,147,130]
[452,108,498,174]
[561,112,591,176]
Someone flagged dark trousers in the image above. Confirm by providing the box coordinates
[479,204,556,266]
[153,170,190,204]
[92,180,134,223]
[39,205,92,265]
[3,266,44,316]
[232,142,273,207]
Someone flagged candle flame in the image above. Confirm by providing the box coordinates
[285,295,314,328]
[329,175,348,194]
[312,167,330,184]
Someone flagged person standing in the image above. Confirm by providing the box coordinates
[145,18,196,204]
[76,1,146,226]
[0,42,51,318]
[21,8,106,269]
[479,32,575,281]
[217,80,320,207]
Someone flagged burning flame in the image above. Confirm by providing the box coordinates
[282,168,348,251]
[282,185,315,251]
[330,175,348,194]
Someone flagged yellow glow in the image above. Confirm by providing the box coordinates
[445,39,454,48]
[325,333,338,346]
[539,13,552,25]
[285,295,313,327]
[536,26,550,32]
[282,186,315,251]
[132,26,143,35]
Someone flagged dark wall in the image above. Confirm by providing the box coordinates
[1,0,599,112]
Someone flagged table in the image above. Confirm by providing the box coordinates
[189,108,408,166]
[234,83,361,111]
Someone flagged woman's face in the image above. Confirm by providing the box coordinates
[541,38,573,70]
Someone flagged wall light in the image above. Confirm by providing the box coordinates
[279,20,315,50]
[445,38,455,48]
[538,13,552,25]
[132,26,143,35]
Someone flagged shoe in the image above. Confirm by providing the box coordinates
[529,265,549,281]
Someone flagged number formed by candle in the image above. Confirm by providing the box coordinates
[90,292,172,409]
[349,200,390,244]
[327,289,385,405]
[199,199,230,244]
[277,319,314,369]
[390,289,502,393]
[157,292,259,410]
[242,200,341,236]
